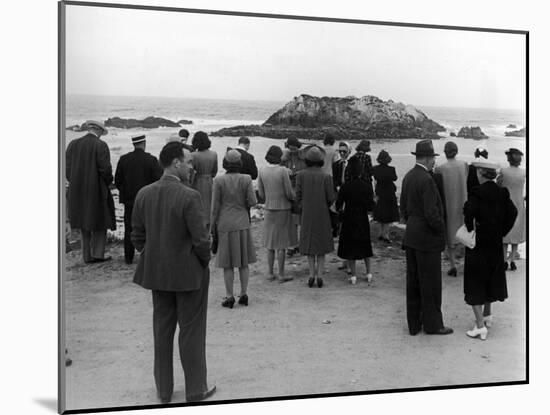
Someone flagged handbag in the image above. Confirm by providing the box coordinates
[455,224,476,249]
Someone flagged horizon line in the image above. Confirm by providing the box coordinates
[65,92,526,112]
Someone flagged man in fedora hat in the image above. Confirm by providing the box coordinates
[400,139,453,335]
[66,120,116,263]
[115,134,163,264]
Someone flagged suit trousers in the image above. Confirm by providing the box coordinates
[405,247,444,333]
[123,203,135,264]
[152,268,210,401]
[80,229,107,262]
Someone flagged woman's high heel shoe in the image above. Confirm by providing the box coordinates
[221,296,235,309]
[483,315,493,328]
[307,277,315,288]
[238,294,248,306]
[466,325,488,340]
[317,277,323,288]
[510,261,517,271]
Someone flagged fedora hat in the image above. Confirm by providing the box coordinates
[84,120,108,136]
[411,139,439,157]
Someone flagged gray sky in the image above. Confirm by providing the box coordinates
[65,5,526,109]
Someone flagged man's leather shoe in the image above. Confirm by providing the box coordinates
[187,385,216,402]
[409,328,422,336]
[426,327,454,335]
[90,256,112,263]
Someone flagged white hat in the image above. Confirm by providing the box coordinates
[471,158,499,170]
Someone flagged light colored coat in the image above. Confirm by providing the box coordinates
[257,165,295,210]
[435,158,468,246]
[211,173,257,232]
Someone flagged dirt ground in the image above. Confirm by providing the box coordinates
[63,220,526,411]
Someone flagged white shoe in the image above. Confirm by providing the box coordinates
[349,276,357,285]
[466,325,488,340]
[483,315,493,328]
[366,273,373,284]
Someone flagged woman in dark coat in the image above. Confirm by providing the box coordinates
[336,157,374,285]
[463,159,517,340]
[296,145,335,288]
[372,150,400,242]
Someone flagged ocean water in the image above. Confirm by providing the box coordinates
[65,94,527,195]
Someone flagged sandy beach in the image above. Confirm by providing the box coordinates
[63,219,526,411]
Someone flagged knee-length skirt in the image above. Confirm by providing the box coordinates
[215,228,257,268]
[263,209,298,250]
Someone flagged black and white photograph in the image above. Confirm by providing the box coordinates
[58,0,529,413]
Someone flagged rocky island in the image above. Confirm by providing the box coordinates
[105,116,181,129]
[457,126,488,139]
[211,94,445,140]
[505,127,526,137]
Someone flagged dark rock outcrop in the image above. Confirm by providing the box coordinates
[506,124,517,129]
[105,116,180,129]
[177,119,193,125]
[450,132,457,137]
[212,94,445,140]
[457,126,488,139]
[505,127,526,137]
[66,124,86,132]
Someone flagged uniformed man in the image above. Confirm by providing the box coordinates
[115,134,162,264]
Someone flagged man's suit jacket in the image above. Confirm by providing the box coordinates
[235,148,258,180]
[332,159,348,191]
[400,164,446,252]
[131,175,211,292]
[115,148,162,204]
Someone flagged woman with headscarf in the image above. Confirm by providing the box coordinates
[211,150,257,308]
[191,131,218,229]
[372,150,400,242]
[296,145,336,288]
[346,139,375,211]
[336,157,374,285]
[500,148,526,271]
[463,159,517,340]
[257,145,296,283]
[281,137,307,257]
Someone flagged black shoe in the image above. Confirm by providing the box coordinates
[510,261,517,271]
[238,294,248,306]
[307,277,315,288]
[317,277,323,288]
[90,256,112,263]
[409,328,422,336]
[187,385,217,403]
[447,267,457,277]
[221,296,235,309]
[425,326,454,335]
[504,261,509,271]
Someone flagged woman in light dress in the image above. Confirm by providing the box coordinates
[499,148,526,271]
[211,150,257,308]
[257,145,296,283]
[191,131,218,229]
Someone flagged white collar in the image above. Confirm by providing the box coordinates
[236,145,247,152]
[415,163,429,172]
[163,174,181,182]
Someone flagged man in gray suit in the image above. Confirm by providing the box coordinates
[131,141,216,404]
[400,139,453,336]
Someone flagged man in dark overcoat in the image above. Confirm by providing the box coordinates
[131,141,216,404]
[66,120,116,263]
[400,139,453,336]
[115,135,162,264]
[234,136,258,179]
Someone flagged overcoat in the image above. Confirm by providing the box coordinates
[372,164,400,223]
[463,181,517,305]
[66,133,116,231]
[296,167,335,255]
[400,165,446,252]
[115,148,162,204]
[131,175,211,292]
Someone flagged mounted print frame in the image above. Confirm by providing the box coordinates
[59,1,528,413]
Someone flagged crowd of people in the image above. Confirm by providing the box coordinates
[65,120,526,402]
